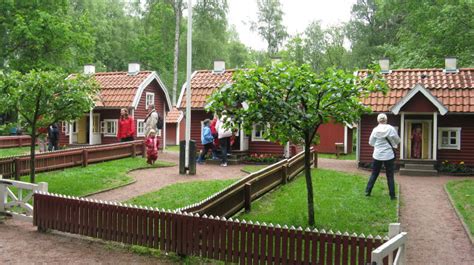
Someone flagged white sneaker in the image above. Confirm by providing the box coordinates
[220,163,227,167]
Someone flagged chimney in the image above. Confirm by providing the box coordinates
[84,64,95,75]
[444,57,458,73]
[213,60,225,73]
[379,58,390,74]
[128,63,140,75]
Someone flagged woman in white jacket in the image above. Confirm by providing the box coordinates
[216,115,233,167]
[365,113,400,200]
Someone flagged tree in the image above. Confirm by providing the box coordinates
[169,0,184,106]
[0,70,99,183]
[252,0,288,56]
[207,62,387,226]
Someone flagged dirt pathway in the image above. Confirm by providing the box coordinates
[89,151,247,202]
[319,158,474,264]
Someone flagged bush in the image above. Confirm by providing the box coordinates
[243,153,282,164]
[438,160,473,174]
[0,123,17,136]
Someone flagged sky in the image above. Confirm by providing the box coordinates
[227,0,357,51]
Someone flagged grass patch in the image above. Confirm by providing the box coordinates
[126,179,237,210]
[0,146,31,157]
[318,152,356,160]
[241,165,267,174]
[165,145,180,152]
[20,158,175,197]
[237,168,397,235]
[446,179,474,237]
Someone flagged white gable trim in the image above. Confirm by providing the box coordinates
[390,83,448,116]
[132,71,172,111]
[176,71,198,109]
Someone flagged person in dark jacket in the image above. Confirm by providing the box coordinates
[47,123,60,151]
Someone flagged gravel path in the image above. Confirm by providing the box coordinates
[89,151,247,202]
[318,158,474,264]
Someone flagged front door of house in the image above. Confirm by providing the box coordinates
[77,116,87,144]
[91,114,101,145]
[239,127,249,151]
[404,120,432,159]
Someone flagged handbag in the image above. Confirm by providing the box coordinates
[385,137,397,159]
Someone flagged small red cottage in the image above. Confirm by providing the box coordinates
[59,63,172,147]
[165,107,185,146]
[175,61,352,156]
[357,58,474,174]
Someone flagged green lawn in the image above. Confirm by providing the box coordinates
[0,146,31,157]
[237,168,397,235]
[21,157,175,197]
[241,165,266,174]
[126,179,237,210]
[318,152,356,160]
[446,180,474,237]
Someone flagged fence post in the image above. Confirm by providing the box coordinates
[14,158,20,180]
[0,175,5,212]
[244,183,251,212]
[142,141,146,158]
[281,163,288,184]
[131,143,136,158]
[388,223,401,265]
[17,137,22,147]
[313,150,318,168]
[37,182,48,193]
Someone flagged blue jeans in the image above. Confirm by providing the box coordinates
[365,159,396,198]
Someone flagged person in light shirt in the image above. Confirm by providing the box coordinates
[365,113,400,200]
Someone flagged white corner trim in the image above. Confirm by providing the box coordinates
[343,126,348,154]
[132,72,172,111]
[176,71,198,109]
[390,84,448,116]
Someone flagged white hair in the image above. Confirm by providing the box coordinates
[377,113,388,123]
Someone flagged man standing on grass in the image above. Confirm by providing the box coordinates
[365,113,400,200]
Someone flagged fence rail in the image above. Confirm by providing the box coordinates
[0,141,144,179]
[179,149,312,218]
[34,192,388,265]
[0,135,31,148]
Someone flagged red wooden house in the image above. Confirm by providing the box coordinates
[175,61,352,156]
[357,58,474,175]
[165,107,185,146]
[59,63,172,147]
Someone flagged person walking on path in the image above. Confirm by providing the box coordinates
[144,104,159,138]
[47,123,59,151]
[365,113,400,200]
[210,115,219,147]
[117,108,135,142]
[145,129,160,165]
[216,115,233,167]
[197,119,218,164]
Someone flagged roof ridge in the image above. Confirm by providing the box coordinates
[94,71,152,75]
[195,69,238,73]
[359,68,474,72]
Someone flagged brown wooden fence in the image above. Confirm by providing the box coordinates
[34,192,388,265]
[0,141,144,179]
[179,150,310,218]
[0,135,31,148]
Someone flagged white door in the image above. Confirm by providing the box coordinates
[92,114,101,144]
[240,127,249,151]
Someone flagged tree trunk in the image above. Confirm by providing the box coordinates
[304,135,315,226]
[30,131,36,183]
[171,0,182,106]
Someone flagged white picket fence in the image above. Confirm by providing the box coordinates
[0,175,48,222]
[371,223,407,265]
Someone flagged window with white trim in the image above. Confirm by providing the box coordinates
[101,119,118,137]
[252,124,269,142]
[137,119,145,137]
[146,92,155,109]
[438,127,461,150]
[63,121,78,136]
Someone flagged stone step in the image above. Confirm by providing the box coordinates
[399,168,438,176]
[404,163,436,170]
[400,159,437,165]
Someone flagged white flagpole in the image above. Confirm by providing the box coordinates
[184,0,193,170]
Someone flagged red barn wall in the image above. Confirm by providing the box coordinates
[438,114,474,166]
[248,141,285,155]
[400,92,438,112]
[316,122,347,154]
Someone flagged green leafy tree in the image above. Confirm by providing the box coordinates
[252,0,288,56]
[207,62,387,226]
[0,70,99,183]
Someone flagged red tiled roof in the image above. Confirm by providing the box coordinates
[360,68,474,113]
[179,70,236,109]
[166,107,183,123]
[92,71,152,108]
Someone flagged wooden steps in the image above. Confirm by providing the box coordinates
[399,159,438,176]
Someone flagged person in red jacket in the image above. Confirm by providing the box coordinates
[145,129,160,164]
[117,108,135,142]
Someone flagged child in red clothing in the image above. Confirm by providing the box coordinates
[145,129,160,165]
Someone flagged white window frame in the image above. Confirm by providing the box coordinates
[64,121,78,136]
[137,119,145,137]
[146,92,155,109]
[102,119,118,137]
[438,127,461,150]
[252,123,270,142]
